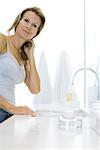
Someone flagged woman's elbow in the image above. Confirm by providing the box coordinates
[30,86,40,94]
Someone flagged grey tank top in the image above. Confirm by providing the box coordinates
[0,42,25,104]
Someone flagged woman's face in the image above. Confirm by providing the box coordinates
[16,11,41,40]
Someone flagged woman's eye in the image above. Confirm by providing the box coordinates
[24,19,29,23]
[32,24,37,28]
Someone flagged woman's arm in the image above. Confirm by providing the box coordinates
[24,41,40,94]
[0,95,13,111]
[0,96,37,116]
[0,33,6,53]
[24,57,40,94]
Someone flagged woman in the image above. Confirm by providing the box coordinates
[0,7,45,123]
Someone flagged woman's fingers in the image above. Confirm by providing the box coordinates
[23,106,37,116]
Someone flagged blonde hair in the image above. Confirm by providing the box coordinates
[8,7,45,38]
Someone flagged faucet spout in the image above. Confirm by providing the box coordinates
[72,68,99,100]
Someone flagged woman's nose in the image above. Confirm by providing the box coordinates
[26,23,32,29]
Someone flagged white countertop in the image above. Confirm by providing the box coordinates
[0,111,100,150]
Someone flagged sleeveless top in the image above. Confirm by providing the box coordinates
[0,40,26,104]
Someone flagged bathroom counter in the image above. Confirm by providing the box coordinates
[0,112,100,150]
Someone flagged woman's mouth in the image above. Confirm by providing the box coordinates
[23,29,30,35]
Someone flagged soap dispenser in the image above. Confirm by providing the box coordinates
[66,85,77,101]
[64,85,80,111]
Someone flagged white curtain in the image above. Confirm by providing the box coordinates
[53,51,72,104]
[33,51,72,111]
[33,51,53,111]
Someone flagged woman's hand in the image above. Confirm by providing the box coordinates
[9,105,37,117]
[24,40,35,61]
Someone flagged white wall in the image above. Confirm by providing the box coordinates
[85,0,100,103]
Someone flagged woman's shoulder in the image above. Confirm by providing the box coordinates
[0,33,7,53]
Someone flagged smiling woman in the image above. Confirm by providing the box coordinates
[0,6,45,123]
[0,0,85,121]
[13,11,41,39]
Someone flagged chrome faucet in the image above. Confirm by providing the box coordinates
[72,68,100,100]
